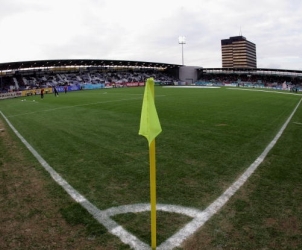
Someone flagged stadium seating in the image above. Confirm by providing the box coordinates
[0,69,178,93]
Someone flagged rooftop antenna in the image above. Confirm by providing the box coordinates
[239,26,242,36]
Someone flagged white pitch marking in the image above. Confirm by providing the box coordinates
[9,95,166,118]
[1,97,301,250]
[157,97,302,249]
[0,110,148,249]
[228,87,301,96]
[163,86,220,89]
[7,97,143,118]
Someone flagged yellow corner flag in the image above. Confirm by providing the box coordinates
[139,77,161,250]
[139,78,162,145]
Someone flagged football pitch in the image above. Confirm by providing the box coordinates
[1,86,302,249]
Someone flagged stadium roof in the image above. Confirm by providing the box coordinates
[1,59,301,78]
[200,67,302,77]
[0,59,181,72]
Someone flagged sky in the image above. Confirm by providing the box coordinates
[0,0,302,70]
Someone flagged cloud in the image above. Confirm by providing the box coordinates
[0,0,302,70]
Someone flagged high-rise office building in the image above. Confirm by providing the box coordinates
[221,36,257,68]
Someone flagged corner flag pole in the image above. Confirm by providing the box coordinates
[138,78,162,250]
[150,139,157,250]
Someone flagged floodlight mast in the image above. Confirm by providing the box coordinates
[178,36,186,65]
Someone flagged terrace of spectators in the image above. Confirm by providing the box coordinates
[0,59,181,93]
[0,70,180,93]
[1,59,302,93]
[196,67,302,91]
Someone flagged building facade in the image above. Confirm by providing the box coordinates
[221,36,257,68]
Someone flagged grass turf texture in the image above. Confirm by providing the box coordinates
[1,86,301,249]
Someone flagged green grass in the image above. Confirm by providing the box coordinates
[184,91,302,249]
[1,86,302,249]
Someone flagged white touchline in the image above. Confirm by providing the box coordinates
[227,88,301,96]
[0,110,149,250]
[156,97,302,249]
[0,97,301,250]
[163,86,220,89]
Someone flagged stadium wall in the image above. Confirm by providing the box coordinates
[179,66,202,84]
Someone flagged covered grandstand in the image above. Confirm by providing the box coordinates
[197,67,302,90]
[0,59,301,95]
[0,59,181,94]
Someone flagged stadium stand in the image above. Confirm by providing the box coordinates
[197,68,302,91]
[1,59,301,94]
[1,69,178,93]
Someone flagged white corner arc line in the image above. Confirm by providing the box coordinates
[0,97,301,250]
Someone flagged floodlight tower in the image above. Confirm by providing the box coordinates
[178,36,186,65]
